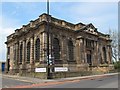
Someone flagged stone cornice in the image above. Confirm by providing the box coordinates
[6,13,111,44]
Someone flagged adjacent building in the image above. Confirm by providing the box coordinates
[5,13,113,78]
[0,61,5,73]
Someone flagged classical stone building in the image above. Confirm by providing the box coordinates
[5,13,113,78]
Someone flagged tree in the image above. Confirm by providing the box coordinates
[114,61,120,72]
[109,29,118,62]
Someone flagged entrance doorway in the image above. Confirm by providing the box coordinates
[7,59,10,72]
[87,50,92,66]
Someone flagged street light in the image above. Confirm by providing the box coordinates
[46,0,51,79]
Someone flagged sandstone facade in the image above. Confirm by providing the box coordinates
[5,13,113,78]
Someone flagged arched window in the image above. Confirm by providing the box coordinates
[27,42,30,62]
[103,47,107,63]
[53,38,60,61]
[35,38,40,61]
[68,40,74,61]
[20,44,23,63]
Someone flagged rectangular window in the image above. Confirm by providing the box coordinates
[86,39,94,48]
[8,47,10,55]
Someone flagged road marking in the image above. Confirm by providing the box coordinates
[4,86,9,88]
[14,78,34,83]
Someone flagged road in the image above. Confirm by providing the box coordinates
[2,77,33,88]
[37,74,118,88]
[2,74,118,88]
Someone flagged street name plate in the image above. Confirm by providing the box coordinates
[35,68,46,72]
[55,67,68,72]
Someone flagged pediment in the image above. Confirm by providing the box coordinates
[84,23,98,35]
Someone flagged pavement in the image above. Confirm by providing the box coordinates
[1,72,118,84]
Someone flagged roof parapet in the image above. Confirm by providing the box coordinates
[30,20,36,27]
[6,13,110,42]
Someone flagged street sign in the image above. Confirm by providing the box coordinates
[54,67,68,72]
[47,54,54,65]
[35,68,46,72]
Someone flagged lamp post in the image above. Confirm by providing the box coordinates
[46,0,51,79]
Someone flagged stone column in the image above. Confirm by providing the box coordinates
[16,42,19,72]
[33,37,36,63]
[19,42,22,73]
[39,33,42,63]
[62,37,68,65]
[57,36,63,65]
[79,37,89,71]
[20,40,26,74]
[12,44,16,67]
[43,32,47,65]
[59,36,66,65]
[30,36,34,71]
[15,43,18,64]
[84,38,87,63]
[22,40,26,64]
[73,39,76,62]
[91,41,94,65]
[93,41,99,66]
[13,44,16,62]
[5,46,9,73]
[75,39,80,64]
[100,44,104,64]
[30,36,34,64]
[109,46,112,64]
[96,41,99,66]
[40,32,45,64]
[79,38,84,63]
[107,45,112,64]
[13,43,18,73]
[106,46,109,64]
[9,45,14,74]
[22,42,24,64]
[19,42,21,63]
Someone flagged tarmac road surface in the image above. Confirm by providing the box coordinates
[1,73,118,88]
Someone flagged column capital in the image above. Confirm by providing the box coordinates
[23,39,26,42]
[30,34,34,39]
[76,36,84,40]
